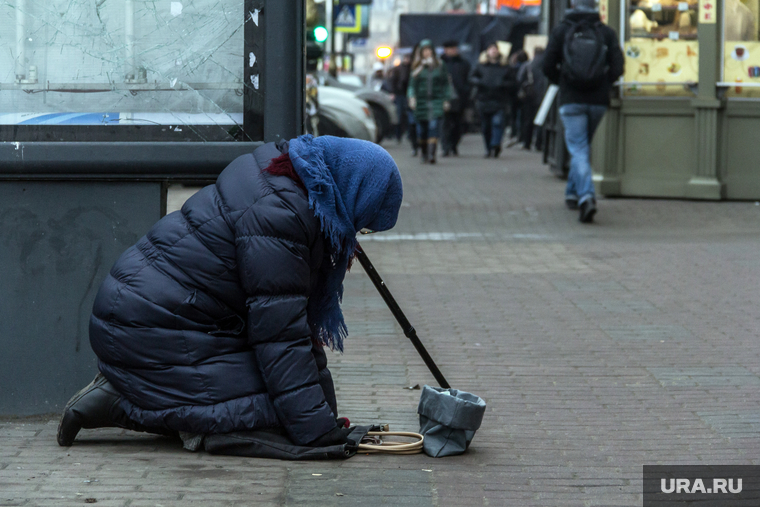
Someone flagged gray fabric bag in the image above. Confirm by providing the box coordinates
[417,385,486,457]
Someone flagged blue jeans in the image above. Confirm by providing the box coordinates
[480,109,505,151]
[417,118,440,142]
[559,103,607,205]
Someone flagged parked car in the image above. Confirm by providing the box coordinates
[310,86,377,142]
[316,71,397,143]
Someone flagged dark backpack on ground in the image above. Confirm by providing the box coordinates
[561,20,608,90]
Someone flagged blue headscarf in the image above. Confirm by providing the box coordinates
[288,135,403,352]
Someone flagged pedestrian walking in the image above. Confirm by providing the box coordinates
[56,135,403,452]
[470,42,515,158]
[517,47,548,151]
[507,50,529,144]
[543,0,624,223]
[408,39,451,164]
[388,54,413,145]
[440,40,471,157]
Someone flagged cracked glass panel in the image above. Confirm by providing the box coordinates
[0,0,246,141]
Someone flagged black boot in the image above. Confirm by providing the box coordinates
[420,141,428,164]
[57,373,173,446]
[429,141,437,164]
[579,199,597,223]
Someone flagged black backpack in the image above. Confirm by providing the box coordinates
[561,19,609,90]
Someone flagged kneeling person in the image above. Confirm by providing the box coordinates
[57,135,403,450]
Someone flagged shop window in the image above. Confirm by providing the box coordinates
[0,0,246,141]
[622,0,699,96]
[722,0,760,98]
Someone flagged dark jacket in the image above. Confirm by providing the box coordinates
[469,60,517,114]
[542,11,624,107]
[388,63,411,96]
[408,62,451,121]
[90,142,338,445]
[441,54,472,112]
[518,54,549,107]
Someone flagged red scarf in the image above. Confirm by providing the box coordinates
[262,153,306,192]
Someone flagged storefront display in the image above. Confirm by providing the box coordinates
[591,0,760,201]
[623,0,699,95]
[723,0,760,96]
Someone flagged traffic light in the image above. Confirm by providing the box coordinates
[314,26,329,43]
[376,46,392,59]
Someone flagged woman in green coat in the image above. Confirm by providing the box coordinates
[408,39,451,164]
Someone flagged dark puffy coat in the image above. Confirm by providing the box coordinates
[408,63,451,121]
[90,142,338,445]
[542,11,624,107]
[469,61,517,114]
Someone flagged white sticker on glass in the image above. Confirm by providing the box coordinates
[171,2,183,16]
[249,52,256,67]
[677,2,688,10]
[669,31,680,40]
[651,2,662,11]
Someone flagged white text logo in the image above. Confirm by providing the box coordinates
[661,478,742,494]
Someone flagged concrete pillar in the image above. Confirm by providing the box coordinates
[594,0,623,196]
[686,0,724,199]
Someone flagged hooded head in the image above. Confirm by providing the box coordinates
[288,134,403,351]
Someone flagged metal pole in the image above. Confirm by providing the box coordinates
[328,0,337,76]
[355,245,451,389]
[263,0,305,141]
[15,0,26,80]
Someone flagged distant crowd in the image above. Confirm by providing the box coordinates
[380,39,548,164]
[378,0,623,224]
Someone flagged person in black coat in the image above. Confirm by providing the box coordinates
[507,50,529,143]
[57,135,403,453]
[470,43,517,158]
[388,54,413,145]
[440,40,471,157]
[543,0,624,223]
[517,47,549,150]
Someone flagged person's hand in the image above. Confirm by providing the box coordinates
[307,426,352,447]
[443,101,451,112]
[408,97,416,110]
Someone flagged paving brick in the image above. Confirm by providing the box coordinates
[4,134,760,504]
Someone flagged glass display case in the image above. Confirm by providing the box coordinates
[621,0,700,95]
[722,0,760,97]
[0,0,247,141]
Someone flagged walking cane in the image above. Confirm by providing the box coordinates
[355,243,450,389]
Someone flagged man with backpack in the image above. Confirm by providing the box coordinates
[543,0,624,223]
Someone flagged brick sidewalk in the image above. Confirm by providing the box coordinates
[3,134,760,506]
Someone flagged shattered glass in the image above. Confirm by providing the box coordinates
[0,0,246,141]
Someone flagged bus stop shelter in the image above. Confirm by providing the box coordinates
[0,0,305,415]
